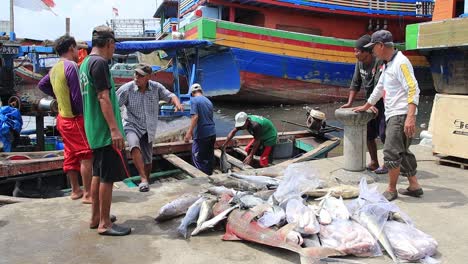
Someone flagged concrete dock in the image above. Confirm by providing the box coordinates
[0,144,467,264]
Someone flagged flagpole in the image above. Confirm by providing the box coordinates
[10,0,16,41]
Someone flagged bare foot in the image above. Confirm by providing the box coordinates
[70,191,84,200]
[82,197,92,204]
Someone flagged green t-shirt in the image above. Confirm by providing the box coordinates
[79,55,124,149]
[247,115,277,146]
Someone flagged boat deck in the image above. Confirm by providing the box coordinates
[0,145,466,263]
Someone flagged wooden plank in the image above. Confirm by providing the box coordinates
[214,149,253,170]
[436,156,468,170]
[273,138,340,168]
[162,154,208,178]
[233,147,261,162]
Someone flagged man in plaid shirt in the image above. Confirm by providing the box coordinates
[117,63,183,192]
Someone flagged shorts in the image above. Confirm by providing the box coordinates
[92,145,130,183]
[383,115,417,177]
[56,115,93,173]
[126,131,152,164]
[367,100,386,142]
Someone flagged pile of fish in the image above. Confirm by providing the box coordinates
[154,165,439,263]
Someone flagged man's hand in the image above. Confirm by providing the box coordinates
[110,128,125,150]
[341,102,352,108]
[369,106,379,118]
[404,115,416,138]
[174,103,184,112]
[184,132,192,143]
[243,155,253,165]
[353,104,370,113]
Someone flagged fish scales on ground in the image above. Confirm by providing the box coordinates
[177,197,206,239]
[155,194,200,222]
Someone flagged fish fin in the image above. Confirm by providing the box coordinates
[300,246,344,258]
[222,224,241,241]
[276,223,298,242]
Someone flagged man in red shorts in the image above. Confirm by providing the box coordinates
[38,35,92,203]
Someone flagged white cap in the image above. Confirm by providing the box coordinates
[235,112,248,128]
[190,83,203,94]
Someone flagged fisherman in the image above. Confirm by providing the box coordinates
[222,112,277,167]
[116,63,183,192]
[341,34,388,174]
[38,35,93,203]
[354,30,423,201]
[184,83,216,175]
[79,25,131,236]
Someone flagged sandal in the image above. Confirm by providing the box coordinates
[98,224,131,236]
[139,182,150,192]
[383,190,398,201]
[90,214,117,229]
[374,166,389,174]
[398,187,424,198]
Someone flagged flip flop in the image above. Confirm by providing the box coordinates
[139,182,150,192]
[382,190,398,201]
[374,166,389,174]
[398,187,424,198]
[89,214,117,229]
[98,224,131,236]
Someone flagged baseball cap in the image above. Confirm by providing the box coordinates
[235,112,248,128]
[190,83,203,94]
[355,35,371,50]
[92,25,119,42]
[363,30,393,48]
[134,63,153,76]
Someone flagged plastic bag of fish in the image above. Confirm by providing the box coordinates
[319,219,380,257]
[384,220,438,261]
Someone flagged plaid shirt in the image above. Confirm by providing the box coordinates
[117,80,175,142]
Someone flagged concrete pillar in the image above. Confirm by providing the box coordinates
[335,108,375,171]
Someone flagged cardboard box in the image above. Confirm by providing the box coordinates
[430,94,468,159]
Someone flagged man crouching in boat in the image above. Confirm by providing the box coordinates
[38,35,93,203]
[222,112,277,167]
[116,63,183,192]
[341,34,388,175]
[184,84,216,175]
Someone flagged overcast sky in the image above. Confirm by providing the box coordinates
[0,0,157,40]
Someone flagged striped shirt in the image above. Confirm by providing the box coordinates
[368,51,420,120]
[117,80,175,143]
[38,60,83,117]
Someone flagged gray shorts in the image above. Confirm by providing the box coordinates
[383,115,417,177]
[126,131,153,164]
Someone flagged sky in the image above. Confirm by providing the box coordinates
[0,0,158,40]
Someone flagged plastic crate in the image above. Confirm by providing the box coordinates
[272,136,294,159]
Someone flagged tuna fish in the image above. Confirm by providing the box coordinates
[177,197,205,239]
[305,185,360,199]
[223,204,343,263]
[219,149,232,173]
[191,198,217,236]
[155,194,200,222]
[191,205,239,236]
[207,186,237,197]
[229,172,280,189]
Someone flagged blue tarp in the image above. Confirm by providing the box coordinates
[0,106,23,152]
[85,40,212,54]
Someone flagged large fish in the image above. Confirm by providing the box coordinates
[207,186,237,197]
[155,194,200,222]
[357,212,398,263]
[177,197,205,239]
[219,149,232,173]
[229,172,281,188]
[191,198,217,236]
[208,174,263,192]
[223,205,343,263]
[305,185,360,199]
[191,205,239,236]
[231,193,266,209]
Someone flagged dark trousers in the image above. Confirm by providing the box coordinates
[192,135,216,175]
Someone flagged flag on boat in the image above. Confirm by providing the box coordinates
[112,7,119,17]
[14,0,56,13]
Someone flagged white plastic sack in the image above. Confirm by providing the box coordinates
[257,205,285,228]
[319,219,381,257]
[384,220,438,261]
[285,198,320,235]
[273,163,321,204]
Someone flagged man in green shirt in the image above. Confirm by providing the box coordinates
[223,112,277,167]
[80,25,131,236]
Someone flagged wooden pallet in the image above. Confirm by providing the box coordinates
[436,155,468,170]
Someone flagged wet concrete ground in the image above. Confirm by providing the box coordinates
[0,144,467,264]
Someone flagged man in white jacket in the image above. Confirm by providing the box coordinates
[354,30,423,201]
